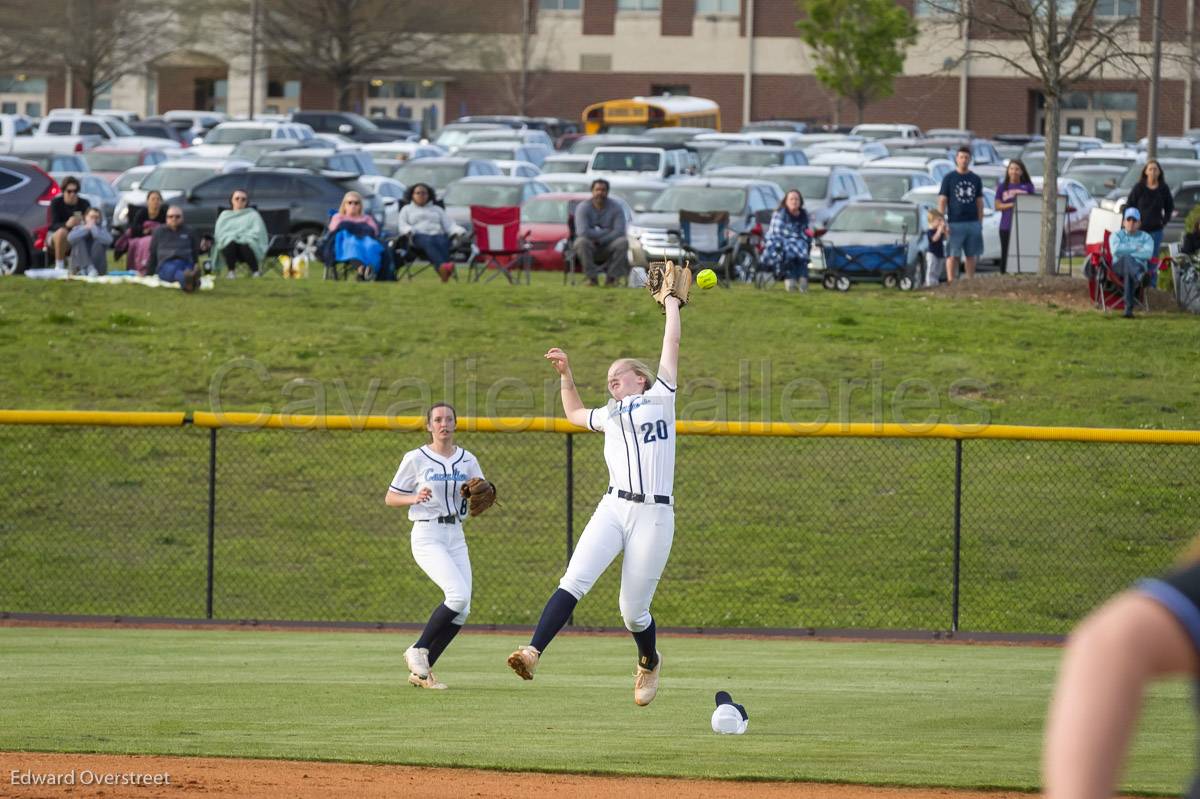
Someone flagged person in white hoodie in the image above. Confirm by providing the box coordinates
[67,207,113,276]
[397,183,466,281]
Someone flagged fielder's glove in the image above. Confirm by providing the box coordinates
[460,478,497,517]
[646,260,691,309]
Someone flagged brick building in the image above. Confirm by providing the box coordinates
[0,0,1194,142]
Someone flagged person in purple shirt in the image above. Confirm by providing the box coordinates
[993,159,1035,274]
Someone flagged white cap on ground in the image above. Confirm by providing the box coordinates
[711,690,748,735]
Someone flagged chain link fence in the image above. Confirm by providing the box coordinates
[1,415,1197,634]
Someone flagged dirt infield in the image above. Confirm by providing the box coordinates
[0,752,1060,799]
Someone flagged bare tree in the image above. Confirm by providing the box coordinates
[0,0,180,113]
[478,3,557,116]
[255,0,459,112]
[919,0,1178,275]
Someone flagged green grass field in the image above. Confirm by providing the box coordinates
[0,626,1190,794]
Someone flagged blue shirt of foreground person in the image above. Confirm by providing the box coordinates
[1109,206,1155,318]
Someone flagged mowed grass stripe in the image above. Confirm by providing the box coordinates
[0,627,1189,793]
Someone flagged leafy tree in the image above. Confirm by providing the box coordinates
[795,0,918,125]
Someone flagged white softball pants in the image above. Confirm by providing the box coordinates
[559,495,675,632]
[410,521,472,624]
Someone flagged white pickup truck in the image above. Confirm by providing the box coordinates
[0,114,97,156]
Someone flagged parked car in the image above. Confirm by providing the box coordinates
[173,167,385,255]
[19,153,89,174]
[0,114,96,156]
[1101,158,1200,212]
[360,142,445,163]
[537,173,595,194]
[112,165,155,193]
[441,175,551,227]
[900,184,1002,265]
[702,145,808,173]
[492,159,542,178]
[188,122,315,159]
[604,176,669,213]
[356,175,408,237]
[368,117,423,138]
[392,156,504,195]
[1163,180,1200,245]
[710,165,870,228]
[811,200,928,274]
[519,192,634,271]
[859,167,936,201]
[567,134,656,155]
[38,114,174,150]
[229,138,327,162]
[741,120,810,134]
[457,141,550,168]
[81,146,171,181]
[1030,176,1099,254]
[1021,151,1072,179]
[540,154,591,174]
[114,158,252,228]
[433,122,511,153]
[639,127,718,145]
[1063,148,1140,171]
[809,150,886,168]
[626,177,784,276]
[866,155,955,184]
[1137,137,1200,160]
[290,110,411,143]
[255,147,378,176]
[158,111,227,145]
[1062,165,1128,204]
[462,128,555,151]
[129,120,192,148]
[0,156,59,274]
[926,128,975,139]
[850,123,922,140]
[587,146,697,180]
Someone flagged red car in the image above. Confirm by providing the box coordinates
[82,146,171,182]
[519,192,633,271]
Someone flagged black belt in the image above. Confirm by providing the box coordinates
[421,515,459,524]
[607,487,672,505]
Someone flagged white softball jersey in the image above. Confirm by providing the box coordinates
[584,376,677,499]
[388,446,485,624]
[559,376,678,632]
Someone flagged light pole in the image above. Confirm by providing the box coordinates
[248,0,260,120]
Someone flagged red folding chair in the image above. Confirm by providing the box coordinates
[467,205,532,284]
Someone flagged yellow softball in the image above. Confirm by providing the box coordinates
[696,268,717,290]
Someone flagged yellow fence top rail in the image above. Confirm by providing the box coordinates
[3,410,1200,445]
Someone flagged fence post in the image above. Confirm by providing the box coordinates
[951,439,963,633]
[206,427,217,620]
[566,432,575,627]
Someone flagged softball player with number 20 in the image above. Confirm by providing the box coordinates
[508,294,682,706]
[386,402,490,690]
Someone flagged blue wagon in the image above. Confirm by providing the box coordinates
[819,242,914,291]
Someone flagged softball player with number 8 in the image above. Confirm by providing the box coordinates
[386,402,489,690]
[508,294,682,706]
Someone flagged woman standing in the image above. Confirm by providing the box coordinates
[386,403,491,690]
[993,159,1034,274]
[213,189,268,278]
[508,294,682,707]
[760,189,813,292]
[1127,160,1173,285]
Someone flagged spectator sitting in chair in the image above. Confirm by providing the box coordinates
[573,178,628,287]
[1110,206,1155,318]
[328,191,386,281]
[147,206,202,293]
[397,182,465,283]
[67,207,112,276]
[48,176,91,271]
[127,189,167,275]
[1182,212,1200,257]
[213,189,268,278]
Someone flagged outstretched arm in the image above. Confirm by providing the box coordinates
[658,295,680,387]
[545,348,590,429]
[1042,591,1197,798]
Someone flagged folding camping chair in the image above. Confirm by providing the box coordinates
[467,205,532,284]
[678,210,734,285]
[1085,229,1154,314]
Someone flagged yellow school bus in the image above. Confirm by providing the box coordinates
[582,95,721,135]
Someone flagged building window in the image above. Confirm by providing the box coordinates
[696,0,737,13]
[913,0,957,15]
[0,75,48,94]
[1094,0,1137,17]
[651,84,690,96]
[539,0,580,9]
[267,79,300,99]
[618,0,660,11]
[0,102,14,114]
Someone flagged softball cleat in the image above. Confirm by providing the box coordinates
[408,671,447,690]
[507,645,540,680]
[404,646,431,678]
[634,651,662,706]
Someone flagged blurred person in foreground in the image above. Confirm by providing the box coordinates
[1044,534,1200,797]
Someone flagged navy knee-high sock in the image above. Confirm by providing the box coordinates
[632,618,657,670]
[530,588,578,653]
[415,603,459,650]
[426,622,462,667]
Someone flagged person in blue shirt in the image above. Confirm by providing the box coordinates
[937,146,984,282]
[1109,206,1155,318]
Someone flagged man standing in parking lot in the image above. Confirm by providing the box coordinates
[938,146,984,282]
[573,178,628,286]
[147,206,202,292]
